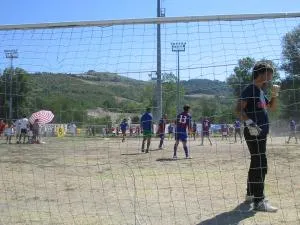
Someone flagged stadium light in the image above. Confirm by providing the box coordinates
[4,49,18,119]
[171,42,186,115]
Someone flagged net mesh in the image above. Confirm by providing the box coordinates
[0,14,300,225]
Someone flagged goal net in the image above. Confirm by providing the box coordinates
[0,13,300,225]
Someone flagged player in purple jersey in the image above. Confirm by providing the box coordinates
[286,119,298,144]
[157,114,167,149]
[234,119,242,143]
[201,117,212,146]
[221,122,229,141]
[173,105,192,159]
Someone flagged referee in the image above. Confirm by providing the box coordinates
[236,62,280,212]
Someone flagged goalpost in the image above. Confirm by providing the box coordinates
[0,13,300,225]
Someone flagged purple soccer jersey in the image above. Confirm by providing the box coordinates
[202,119,210,133]
[175,111,191,141]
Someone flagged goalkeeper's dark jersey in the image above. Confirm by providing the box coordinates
[241,84,269,137]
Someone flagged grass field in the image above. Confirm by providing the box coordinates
[0,135,299,225]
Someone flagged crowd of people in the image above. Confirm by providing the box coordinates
[0,114,41,144]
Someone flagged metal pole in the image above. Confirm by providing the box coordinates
[156,0,162,121]
[176,51,180,115]
[9,58,13,119]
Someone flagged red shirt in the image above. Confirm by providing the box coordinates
[0,122,5,132]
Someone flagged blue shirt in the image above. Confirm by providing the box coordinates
[241,84,269,136]
[120,122,128,131]
[192,123,197,131]
[290,120,296,131]
[234,120,241,129]
[176,111,191,136]
[141,112,153,131]
[168,124,173,133]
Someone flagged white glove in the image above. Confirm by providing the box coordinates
[245,119,262,136]
[271,84,280,97]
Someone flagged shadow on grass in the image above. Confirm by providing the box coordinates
[156,157,187,162]
[121,152,143,156]
[197,202,255,225]
[150,148,163,152]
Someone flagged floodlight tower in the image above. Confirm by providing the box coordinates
[171,42,186,115]
[4,49,18,119]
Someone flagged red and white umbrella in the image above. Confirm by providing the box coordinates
[29,110,54,124]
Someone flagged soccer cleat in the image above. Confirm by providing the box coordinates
[145,150,149,153]
[185,156,192,159]
[141,149,145,153]
[172,155,177,160]
[253,200,278,212]
[245,195,254,203]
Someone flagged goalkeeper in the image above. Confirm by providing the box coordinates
[236,62,280,212]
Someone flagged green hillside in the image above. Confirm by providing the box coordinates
[182,79,231,96]
[22,71,232,123]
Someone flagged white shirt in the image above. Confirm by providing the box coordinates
[20,118,29,129]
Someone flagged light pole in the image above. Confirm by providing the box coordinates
[4,49,18,119]
[171,42,186,115]
[156,0,165,122]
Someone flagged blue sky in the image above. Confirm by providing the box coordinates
[0,0,299,24]
[0,1,300,81]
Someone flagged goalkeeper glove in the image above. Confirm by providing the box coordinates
[245,119,262,136]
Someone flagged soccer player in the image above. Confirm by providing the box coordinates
[19,115,29,144]
[173,105,192,159]
[157,114,167,149]
[135,126,140,136]
[120,119,128,142]
[221,122,228,140]
[201,117,212,146]
[192,121,197,140]
[141,107,153,153]
[234,119,242,143]
[286,119,298,144]
[168,123,174,140]
[236,62,280,212]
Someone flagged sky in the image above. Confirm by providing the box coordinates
[0,0,300,81]
[0,0,299,25]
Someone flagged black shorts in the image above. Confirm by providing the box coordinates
[21,129,27,134]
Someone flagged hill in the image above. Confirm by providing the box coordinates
[182,79,231,97]
[24,71,232,123]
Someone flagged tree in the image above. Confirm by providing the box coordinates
[281,25,300,120]
[0,67,29,119]
[162,72,179,119]
[227,57,280,98]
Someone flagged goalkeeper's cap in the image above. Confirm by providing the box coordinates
[183,104,190,111]
[252,62,274,80]
[146,107,151,112]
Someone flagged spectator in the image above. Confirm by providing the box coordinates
[4,121,14,144]
[0,120,5,138]
[19,114,29,144]
[286,119,298,144]
[32,119,40,144]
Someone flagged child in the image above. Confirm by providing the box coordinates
[4,122,14,144]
